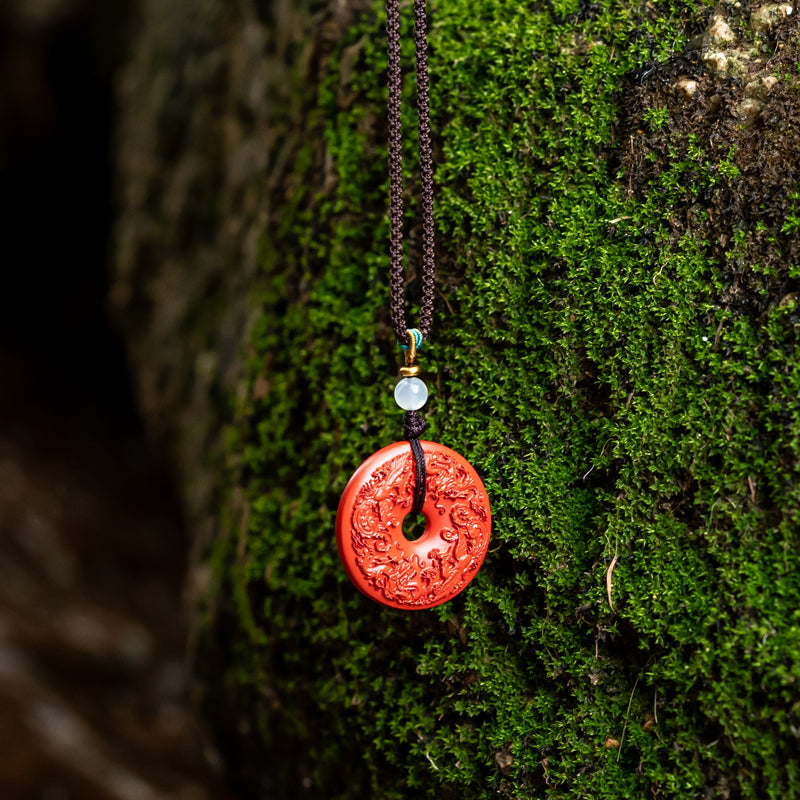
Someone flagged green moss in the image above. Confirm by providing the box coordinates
[208,0,800,797]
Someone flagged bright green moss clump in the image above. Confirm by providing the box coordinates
[210,1,800,797]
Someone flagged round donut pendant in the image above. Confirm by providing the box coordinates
[336,440,491,610]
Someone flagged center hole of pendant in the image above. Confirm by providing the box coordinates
[402,510,427,542]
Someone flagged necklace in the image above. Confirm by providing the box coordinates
[335,0,491,610]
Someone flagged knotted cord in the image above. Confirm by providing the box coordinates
[385,0,436,515]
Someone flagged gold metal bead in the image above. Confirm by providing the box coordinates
[399,364,422,378]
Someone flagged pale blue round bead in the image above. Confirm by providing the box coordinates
[394,377,428,411]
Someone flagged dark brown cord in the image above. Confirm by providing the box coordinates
[386,0,435,512]
[403,413,426,514]
[402,410,427,440]
[408,436,426,515]
[386,0,405,343]
[386,0,436,346]
[412,0,435,340]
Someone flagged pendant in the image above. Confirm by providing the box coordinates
[336,440,491,610]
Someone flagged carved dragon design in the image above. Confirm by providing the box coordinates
[347,446,490,607]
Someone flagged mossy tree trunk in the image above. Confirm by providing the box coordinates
[113,1,800,798]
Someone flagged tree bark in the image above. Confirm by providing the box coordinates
[113,1,800,798]
[112,0,370,557]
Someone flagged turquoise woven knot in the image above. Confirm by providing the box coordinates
[399,328,424,350]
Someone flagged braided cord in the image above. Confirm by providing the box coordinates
[386,0,436,346]
[385,0,436,510]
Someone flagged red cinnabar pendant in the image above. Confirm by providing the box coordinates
[336,440,491,609]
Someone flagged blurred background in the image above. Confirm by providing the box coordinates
[0,1,231,797]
